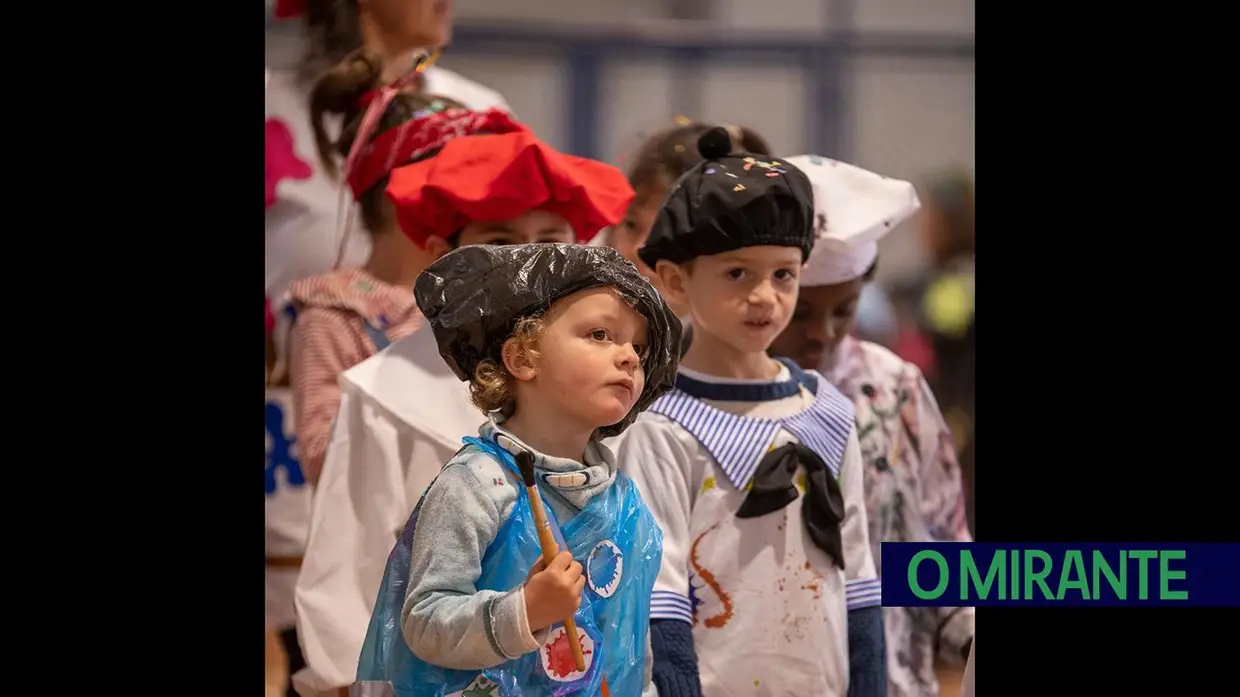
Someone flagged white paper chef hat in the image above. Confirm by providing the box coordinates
[786,154,921,287]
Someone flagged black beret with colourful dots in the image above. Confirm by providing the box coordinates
[638,126,816,267]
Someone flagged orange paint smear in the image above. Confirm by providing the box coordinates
[689,522,734,628]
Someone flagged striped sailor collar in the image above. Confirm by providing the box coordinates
[649,360,856,491]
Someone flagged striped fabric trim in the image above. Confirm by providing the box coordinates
[650,589,695,624]
[286,268,420,331]
[648,371,856,491]
[781,373,856,480]
[286,269,423,486]
[846,577,883,610]
[650,389,781,491]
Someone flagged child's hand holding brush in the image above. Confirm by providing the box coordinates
[515,451,589,675]
[523,551,585,632]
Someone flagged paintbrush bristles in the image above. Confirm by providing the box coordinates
[516,451,538,487]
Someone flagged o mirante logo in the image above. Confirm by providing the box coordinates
[881,542,1240,607]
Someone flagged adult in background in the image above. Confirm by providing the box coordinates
[265,3,509,697]
[266,0,511,381]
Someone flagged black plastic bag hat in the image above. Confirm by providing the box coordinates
[414,242,684,436]
[639,126,817,267]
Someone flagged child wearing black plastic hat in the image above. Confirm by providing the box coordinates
[616,128,887,697]
[354,243,682,697]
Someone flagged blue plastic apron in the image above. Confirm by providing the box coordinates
[356,435,662,696]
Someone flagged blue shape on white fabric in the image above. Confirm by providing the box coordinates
[265,401,305,494]
[687,572,705,613]
[586,540,624,598]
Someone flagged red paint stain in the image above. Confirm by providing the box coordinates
[544,630,592,679]
[689,522,734,629]
[801,561,826,599]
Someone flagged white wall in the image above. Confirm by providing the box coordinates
[855,0,975,34]
[715,0,831,34]
[454,0,669,24]
[699,65,810,157]
[850,56,974,281]
[451,0,973,33]
[599,61,677,169]
[436,53,571,152]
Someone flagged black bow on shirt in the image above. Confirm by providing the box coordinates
[735,442,847,569]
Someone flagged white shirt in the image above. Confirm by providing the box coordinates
[614,364,880,697]
[293,329,487,697]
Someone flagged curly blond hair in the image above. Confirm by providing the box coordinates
[469,316,547,414]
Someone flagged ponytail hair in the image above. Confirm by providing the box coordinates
[307,49,465,233]
[308,50,385,179]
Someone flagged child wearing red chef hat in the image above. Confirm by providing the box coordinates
[287,51,633,488]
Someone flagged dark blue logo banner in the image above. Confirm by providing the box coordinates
[881,542,1240,607]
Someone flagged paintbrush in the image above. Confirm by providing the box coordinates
[516,450,587,673]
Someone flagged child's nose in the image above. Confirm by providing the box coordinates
[617,343,640,367]
[748,280,777,306]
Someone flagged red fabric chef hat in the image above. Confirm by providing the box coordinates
[347,107,527,199]
[385,130,635,246]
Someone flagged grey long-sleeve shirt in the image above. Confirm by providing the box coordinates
[400,419,619,670]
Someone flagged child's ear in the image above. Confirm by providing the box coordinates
[501,337,538,382]
[655,260,690,307]
[423,235,454,260]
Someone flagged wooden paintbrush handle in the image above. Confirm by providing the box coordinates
[561,616,586,671]
[536,520,560,566]
[527,487,587,672]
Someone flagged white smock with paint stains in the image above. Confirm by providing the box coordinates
[615,364,881,697]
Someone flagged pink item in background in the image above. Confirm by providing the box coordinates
[266,118,313,209]
[266,296,276,335]
[893,326,937,378]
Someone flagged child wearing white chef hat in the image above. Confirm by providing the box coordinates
[769,155,975,697]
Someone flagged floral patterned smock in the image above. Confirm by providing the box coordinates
[822,335,974,697]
